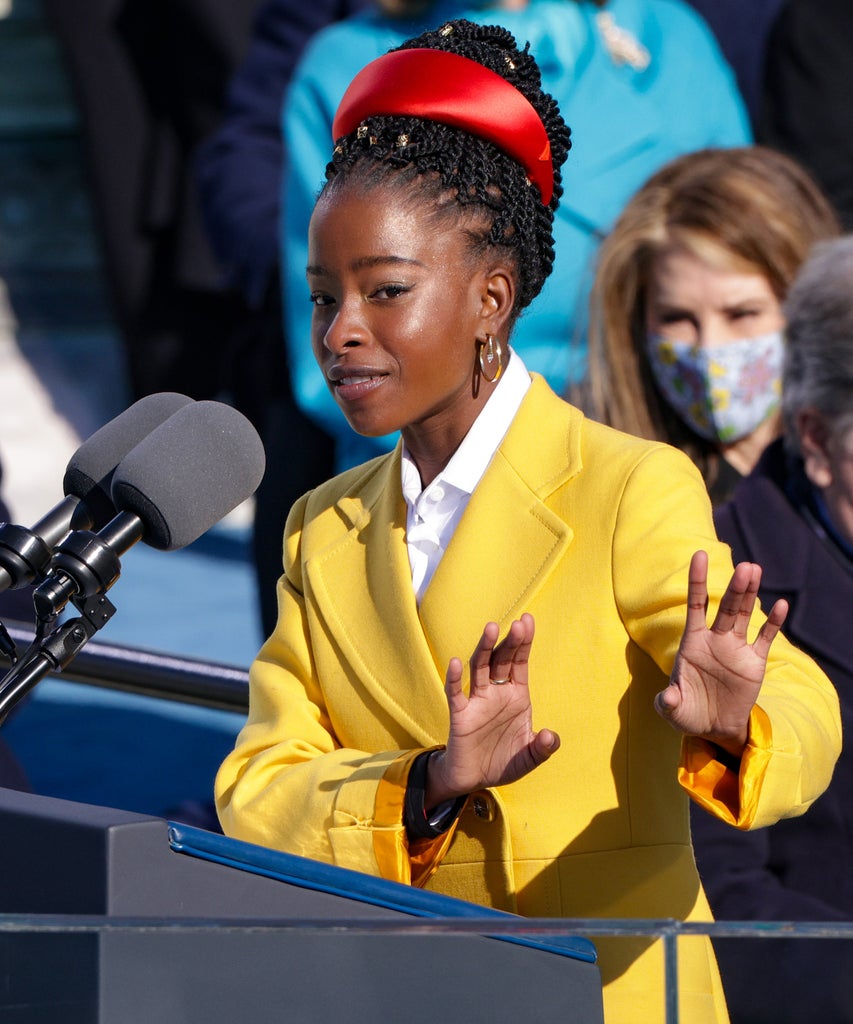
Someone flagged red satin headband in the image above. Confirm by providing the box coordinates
[332,48,554,205]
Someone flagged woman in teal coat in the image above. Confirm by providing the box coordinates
[280,0,752,470]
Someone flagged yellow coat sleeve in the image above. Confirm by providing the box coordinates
[608,442,841,829]
[214,492,454,885]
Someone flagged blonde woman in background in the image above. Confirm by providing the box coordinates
[584,146,840,503]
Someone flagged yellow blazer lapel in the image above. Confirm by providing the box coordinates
[306,448,450,747]
[419,376,582,677]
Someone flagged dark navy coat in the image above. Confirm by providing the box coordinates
[692,438,853,1023]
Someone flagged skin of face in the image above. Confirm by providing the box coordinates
[645,245,785,346]
[799,411,853,547]
[825,427,853,546]
[307,182,514,484]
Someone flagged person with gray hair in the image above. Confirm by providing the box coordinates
[782,236,853,490]
[689,233,853,1023]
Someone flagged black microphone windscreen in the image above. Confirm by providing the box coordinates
[63,393,194,527]
[110,401,266,551]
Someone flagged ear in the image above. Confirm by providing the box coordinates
[797,408,834,489]
[477,266,516,338]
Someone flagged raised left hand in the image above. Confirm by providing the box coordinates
[654,550,789,757]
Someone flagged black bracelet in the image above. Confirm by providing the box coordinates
[713,743,743,774]
[404,751,466,840]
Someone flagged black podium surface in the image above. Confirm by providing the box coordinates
[0,788,604,1023]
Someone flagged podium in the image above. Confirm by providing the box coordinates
[0,788,604,1023]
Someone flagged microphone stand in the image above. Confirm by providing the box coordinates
[0,514,141,727]
[0,592,117,727]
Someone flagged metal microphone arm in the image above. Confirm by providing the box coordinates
[0,590,118,727]
[0,516,140,726]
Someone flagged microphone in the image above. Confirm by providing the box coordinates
[0,392,194,594]
[111,399,266,550]
[33,400,266,617]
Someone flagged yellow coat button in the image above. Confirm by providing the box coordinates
[471,792,496,822]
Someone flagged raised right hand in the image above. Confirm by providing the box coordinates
[426,613,560,807]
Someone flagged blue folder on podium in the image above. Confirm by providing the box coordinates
[0,787,603,1023]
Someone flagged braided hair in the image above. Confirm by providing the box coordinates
[323,20,571,316]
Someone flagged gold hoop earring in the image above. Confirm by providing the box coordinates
[478,334,503,384]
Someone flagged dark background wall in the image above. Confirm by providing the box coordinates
[0,0,127,439]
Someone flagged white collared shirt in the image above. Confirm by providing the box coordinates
[401,350,531,603]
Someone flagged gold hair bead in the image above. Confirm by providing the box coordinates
[396,133,409,148]
[356,124,368,139]
[505,55,517,70]
[333,145,343,155]
[439,23,454,36]
[369,135,378,146]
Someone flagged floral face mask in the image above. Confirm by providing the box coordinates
[645,331,784,443]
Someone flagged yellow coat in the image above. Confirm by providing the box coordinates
[217,376,841,1024]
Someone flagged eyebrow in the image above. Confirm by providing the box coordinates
[306,254,425,276]
[651,295,770,314]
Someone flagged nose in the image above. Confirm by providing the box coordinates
[695,317,749,348]
[318,297,368,356]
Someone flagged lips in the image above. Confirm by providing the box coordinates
[327,367,388,402]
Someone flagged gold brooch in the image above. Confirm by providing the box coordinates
[596,12,650,71]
